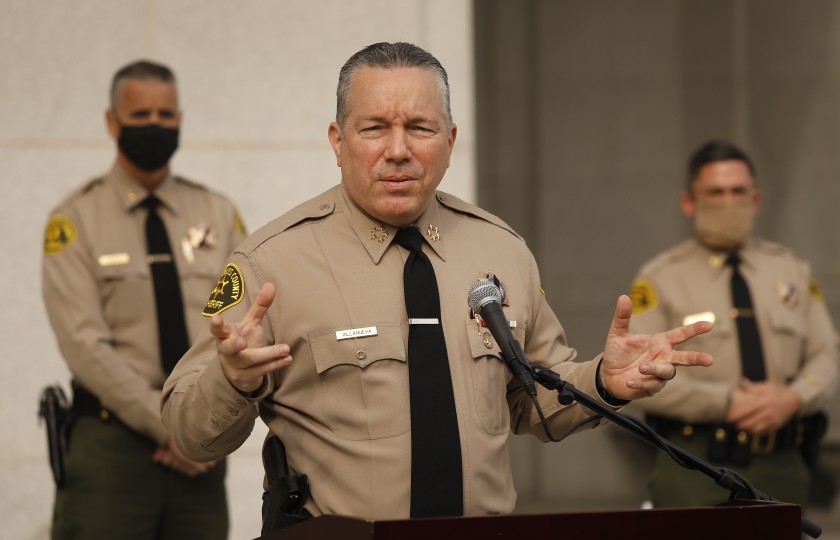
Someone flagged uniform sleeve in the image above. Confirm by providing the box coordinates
[42,209,169,444]
[508,249,615,441]
[627,271,732,421]
[161,252,271,461]
[790,271,840,412]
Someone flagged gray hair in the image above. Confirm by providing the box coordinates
[110,60,176,110]
[336,42,452,129]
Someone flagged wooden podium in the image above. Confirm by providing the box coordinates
[256,500,802,540]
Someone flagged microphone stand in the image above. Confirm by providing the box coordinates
[526,363,822,539]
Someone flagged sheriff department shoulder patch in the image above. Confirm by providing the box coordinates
[203,263,246,316]
[630,278,658,315]
[44,214,77,255]
[809,276,825,303]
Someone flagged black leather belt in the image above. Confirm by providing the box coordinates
[71,382,115,422]
[646,415,803,466]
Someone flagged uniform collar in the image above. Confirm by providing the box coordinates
[693,236,758,272]
[108,163,179,214]
[337,185,447,264]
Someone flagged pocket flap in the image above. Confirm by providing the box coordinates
[309,322,406,373]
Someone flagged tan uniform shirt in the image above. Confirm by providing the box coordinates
[629,237,839,422]
[162,184,617,519]
[43,164,245,444]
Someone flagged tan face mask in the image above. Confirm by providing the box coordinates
[694,201,755,250]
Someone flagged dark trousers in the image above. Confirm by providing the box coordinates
[51,417,228,540]
[650,431,810,508]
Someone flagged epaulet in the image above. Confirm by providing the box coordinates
[58,176,105,205]
[236,191,336,254]
[435,191,524,241]
[79,176,105,195]
[752,237,801,260]
[638,239,696,276]
[173,175,209,191]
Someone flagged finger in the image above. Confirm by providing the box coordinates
[217,334,247,357]
[640,362,677,380]
[209,314,232,339]
[609,295,633,336]
[233,350,293,376]
[661,320,714,346]
[666,350,714,368]
[625,375,667,396]
[222,343,290,369]
[241,282,276,327]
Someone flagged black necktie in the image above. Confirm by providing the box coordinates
[394,226,463,517]
[726,253,766,381]
[142,195,189,375]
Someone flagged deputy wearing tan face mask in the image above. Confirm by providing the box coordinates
[628,140,839,509]
[693,199,755,250]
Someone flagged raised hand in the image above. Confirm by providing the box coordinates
[601,295,714,400]
[210,282,293,393]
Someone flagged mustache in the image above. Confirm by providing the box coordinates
[374,167,422,181]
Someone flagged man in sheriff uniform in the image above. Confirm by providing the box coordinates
[42,60,246,539]
[161,42,713,522]
[629,140,839,508]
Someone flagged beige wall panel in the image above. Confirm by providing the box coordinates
[1,1,474,539]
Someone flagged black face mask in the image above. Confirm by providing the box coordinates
[117,124,179,172]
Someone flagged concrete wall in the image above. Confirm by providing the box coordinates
[475,1,840,536]
[0,2,474,539]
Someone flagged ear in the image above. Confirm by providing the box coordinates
[751,189,761,214]
[679,190,696,218]
[106,109,120,141]
[328,122,343,167]
[445,123,458,167]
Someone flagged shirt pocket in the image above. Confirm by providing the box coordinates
[767,307,806,379]
[94,258,150,328]
[309,322,409,440]
[465,319,527,436]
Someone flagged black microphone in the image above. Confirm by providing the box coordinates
[467,281,537,398]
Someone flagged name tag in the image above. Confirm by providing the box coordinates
[98,253,130,266]
[683,311,716,326]
[336,326,378,340]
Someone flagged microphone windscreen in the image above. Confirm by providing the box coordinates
[467,281,503,312]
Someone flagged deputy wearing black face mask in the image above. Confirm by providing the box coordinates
[41,60,246,540]
[117,123,180,172]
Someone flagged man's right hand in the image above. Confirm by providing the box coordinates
[210,282,293,393]
[153,438,217,477]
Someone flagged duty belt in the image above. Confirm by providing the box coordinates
[71,382,115,422]
[71,381,161,427]
[646,415,804,466]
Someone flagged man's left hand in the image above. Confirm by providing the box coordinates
[726,379,801,435]
[601,295,714,400]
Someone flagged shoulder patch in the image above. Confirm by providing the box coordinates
[809,276,825,303]
[630,278,658,315]
[44,214,77,255]
[203,263,246,316]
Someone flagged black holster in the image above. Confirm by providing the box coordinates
[261,435,311,536]
[38,385,72,486]
[800,411,828,469]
